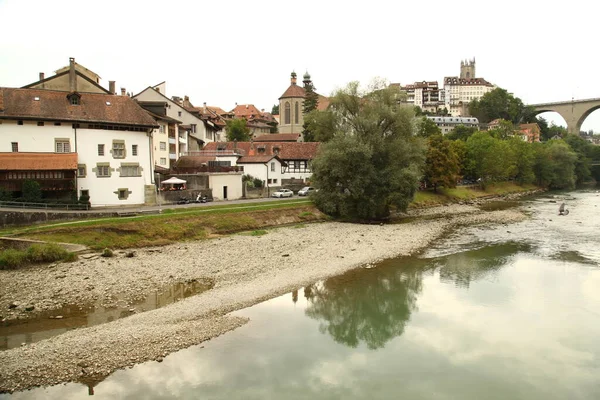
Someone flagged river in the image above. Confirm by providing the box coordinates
[3,190,600,399]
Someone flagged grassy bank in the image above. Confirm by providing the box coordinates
[1,183,539,251]
[3,203,324,250]
[410,182,539,208]
[0,243,77,269]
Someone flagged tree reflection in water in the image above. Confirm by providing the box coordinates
[437,242,529,288]
[302,242,528,350]
[304,263,423,350]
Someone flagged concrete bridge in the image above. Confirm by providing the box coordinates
[529,98,600,134]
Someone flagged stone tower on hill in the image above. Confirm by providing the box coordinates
[460,58,476,79]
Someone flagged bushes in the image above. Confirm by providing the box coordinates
[22,180,42,203]
[0,243,77,270]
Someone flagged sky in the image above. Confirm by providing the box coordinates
[1,0,598,131]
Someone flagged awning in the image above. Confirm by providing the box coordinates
[161,177,186,184]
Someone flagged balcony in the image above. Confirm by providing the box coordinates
[168,137,176,144]
[169,153,177,160]
[179,135,187,144]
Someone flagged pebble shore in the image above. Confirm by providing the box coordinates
[0,202,529,393]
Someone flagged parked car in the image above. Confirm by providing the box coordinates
[271,189,294,198]
[298,186,315,196]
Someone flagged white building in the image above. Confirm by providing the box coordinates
[444,59,495,117]
[392,81,445,114]
[0,87,158,207]
[133,83,220,159]
[426,116,479,135]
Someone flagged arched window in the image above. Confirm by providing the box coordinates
[285,102,291,124]
[294,102,299,124]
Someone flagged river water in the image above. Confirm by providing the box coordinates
[3,190,600,399]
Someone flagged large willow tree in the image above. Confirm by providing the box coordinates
[310,81,425,220]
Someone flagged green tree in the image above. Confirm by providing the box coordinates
[508,137,535,184]
[417,117,441,138]
[488,119,516,140]
[465,132,515,187]
[450,139,468,177]
[469,88,527,124]
[563,135,592,185]
[271,104,279,115]
[543,123,568,142]
[311,81,426,220]
[225,118,251,142]
[303,110,338,142]
[22,180,42,203]
[446,124,478,141]
[424,135,461,192]
[302,80,320,140]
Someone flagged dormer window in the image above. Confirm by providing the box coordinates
[67,92,81,105]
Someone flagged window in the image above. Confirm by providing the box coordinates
[271,162,275,172]
[37,121,44,127]
[117,189,129,200]
[160,142,167,151]
[159,125,165,134]
[54,122,61,126]
[55,140,71,153]
[120,163,141,177]
[18,120,23,125]
[191,124,196,133]
[11,142,18,152]
[273,179,278,184]
[132,144,138,156]
[77,164,86,177]
[69,96,80,105]
[112,141,125,158]
[294,102,299,124]
[98,144,105,156]
[178,111,182,117]
[96,164,110,177]
[160,157,166,165]
[284,102,290,124]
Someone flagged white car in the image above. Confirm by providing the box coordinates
[271,189,294,198]
[298,186,315,196]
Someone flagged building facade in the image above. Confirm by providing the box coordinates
[0,87,158,207]
[426,116,479,134]
[444,59,495,117]
[394,81,445,114]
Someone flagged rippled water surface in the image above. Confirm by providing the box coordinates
[3,190,600,399]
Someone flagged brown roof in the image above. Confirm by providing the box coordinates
[0,152,77,171]
[204,141,320,160]
[317,95,330,111]
[253,133,300,142]
[172,156,216,169]
[444,77,494,86]
[237,155,284,164]
[232,104,263,118]
[279,84,306,99]
[0,88,158,127]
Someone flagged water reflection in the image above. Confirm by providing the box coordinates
[0,279,213,350]
[304,263,422,350]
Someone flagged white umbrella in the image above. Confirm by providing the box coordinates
[161,177,187,185]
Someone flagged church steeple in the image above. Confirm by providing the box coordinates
[302,71,311,87]
[290,71,297,85]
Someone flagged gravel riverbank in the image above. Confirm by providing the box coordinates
[0,202,529,393]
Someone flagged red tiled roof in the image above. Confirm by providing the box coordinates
[317,95,330,111]
[0,152,77,170]
[279,84,306,99]
[204,141,320,160]
[0,88,157,127]
[253,133,300,142]
[232,104,263,118]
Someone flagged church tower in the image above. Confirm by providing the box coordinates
[460,58,476,79]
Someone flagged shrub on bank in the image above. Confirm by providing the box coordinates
[0,243,77,270]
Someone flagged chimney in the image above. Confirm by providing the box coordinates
[155,87,160,93]
[183,95,191,108]
[69,57,77,92]
[39,72,45,81]
[203,102,207,112]
[109,81,116,94]
[121,88,126,96]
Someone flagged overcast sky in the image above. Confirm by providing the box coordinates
[1,0,598,131]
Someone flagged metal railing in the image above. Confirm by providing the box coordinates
[0,201,90,211]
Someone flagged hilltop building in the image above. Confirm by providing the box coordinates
[444,59,495,116]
